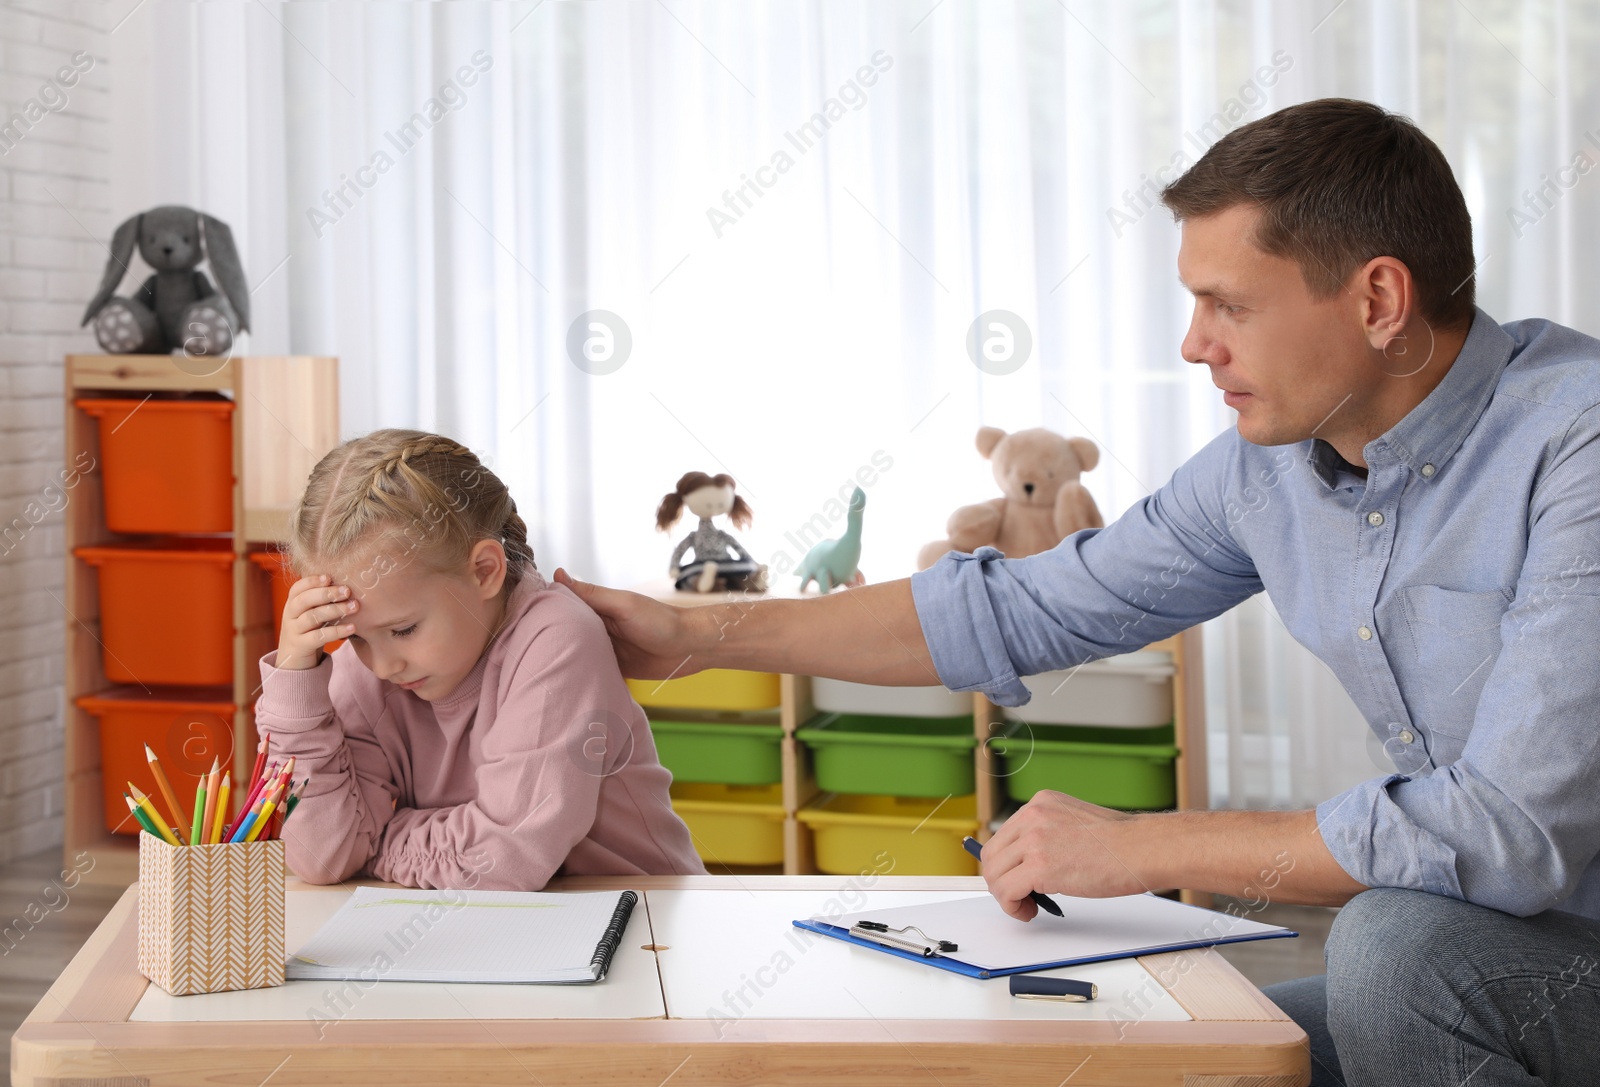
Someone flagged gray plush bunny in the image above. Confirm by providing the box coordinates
[80,205,250,356]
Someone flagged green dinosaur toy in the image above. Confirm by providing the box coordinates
[796,487,867,593]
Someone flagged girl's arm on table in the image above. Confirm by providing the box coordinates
[256,650,402,884]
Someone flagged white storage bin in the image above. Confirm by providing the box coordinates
[1001,651,1175,727]
[810,677,971,718]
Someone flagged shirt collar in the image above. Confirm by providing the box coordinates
[1303,306,1513,490]
[1369,306,1512,477]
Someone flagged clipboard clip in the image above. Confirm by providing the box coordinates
[849,920,958,958]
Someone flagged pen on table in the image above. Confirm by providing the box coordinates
[961,836,1064,917]
[1009,974,1097,1002]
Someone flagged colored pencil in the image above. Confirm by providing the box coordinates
[189,772,207,845]
[224,759,278,840]
[229,771,282,844]
[128,784,181,846]
[275,779,304,834]
[249,731,269,798]
[143,744,191,843]
[209,774,232,851]
[228,811,256,844]
[124,793,159,838]
[199,757,221,847]
[244,783,286,842]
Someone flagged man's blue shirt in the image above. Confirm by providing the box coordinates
[910,308,1600,920]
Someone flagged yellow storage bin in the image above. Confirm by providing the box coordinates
[670,782,786,866]
[629,669,781,711]
[798,793,979,876]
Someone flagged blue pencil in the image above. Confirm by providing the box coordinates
[229,810,259,844]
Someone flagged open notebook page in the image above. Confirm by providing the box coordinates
[287,886,638,984]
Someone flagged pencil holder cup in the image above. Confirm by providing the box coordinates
[137,831,286,996]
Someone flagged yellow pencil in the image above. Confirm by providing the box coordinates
[209,771,230,845]
[124,794,158,837]
[128,784,181,846]
[243,782,286,843]
[144,743,192,843]
[199,757,221,847]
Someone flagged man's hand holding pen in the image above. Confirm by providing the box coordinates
[978,790,1145,921]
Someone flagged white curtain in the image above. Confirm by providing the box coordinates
[107,0,1600,810]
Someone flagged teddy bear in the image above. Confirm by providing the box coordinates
[916,426,1103,570]
[80,205,250,357]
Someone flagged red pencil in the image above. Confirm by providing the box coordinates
[223,758,278,840]
[268,778,304,840]
[249,731,270,797]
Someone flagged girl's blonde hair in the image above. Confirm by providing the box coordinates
[286,429,536,594]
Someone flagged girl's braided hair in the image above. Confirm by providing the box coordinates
[285,428,536,593]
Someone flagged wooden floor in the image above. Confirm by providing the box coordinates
[2,846,128,1087]
[0,846,1334,1087]
[1211,898,1336,989]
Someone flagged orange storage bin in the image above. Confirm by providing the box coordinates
[249,550,345,654]
[76,396,235,534]
[74,537,235,685]
[77,687,236,837]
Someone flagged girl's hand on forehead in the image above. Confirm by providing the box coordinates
[276,573,360,671]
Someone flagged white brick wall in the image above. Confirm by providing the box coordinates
[0,1,109,866]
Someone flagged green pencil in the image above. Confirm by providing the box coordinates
[189,775,207,845]
[124,793,159,838]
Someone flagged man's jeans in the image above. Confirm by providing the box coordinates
[1263,888,1600,1085]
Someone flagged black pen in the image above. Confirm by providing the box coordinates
[961,835,1064,917]
[1009,974,1097,1002]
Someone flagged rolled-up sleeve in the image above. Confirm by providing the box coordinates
[909,430,1264,706]
[1316,405,1600,916]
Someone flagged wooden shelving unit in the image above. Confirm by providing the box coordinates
[63,354,339,886]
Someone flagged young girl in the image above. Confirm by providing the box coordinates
[256,428,705,889]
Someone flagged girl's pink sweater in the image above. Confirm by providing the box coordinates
[254,569,706,889]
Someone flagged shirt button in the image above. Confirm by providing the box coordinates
[1399,729,1415,743]
[1357,626,1373,641]
[1366,511,1385,527]
[1421,464,1436,477]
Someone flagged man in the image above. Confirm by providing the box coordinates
[555,99,1600,1084]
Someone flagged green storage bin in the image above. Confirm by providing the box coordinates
[650,718,784,785]
[988,720,1178,810]
[796,713,976,798]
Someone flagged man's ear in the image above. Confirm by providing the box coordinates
[1357,256,1416,351]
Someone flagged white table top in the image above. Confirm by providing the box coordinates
[128,885,1191,1025]
[129,885,668,1023]
[649,888,1190,1023]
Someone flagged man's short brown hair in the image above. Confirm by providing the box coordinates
[1161,98,1476,330]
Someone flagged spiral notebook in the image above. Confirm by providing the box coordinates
[285,887,639,984]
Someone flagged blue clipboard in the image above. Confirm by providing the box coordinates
[790,917,1298,980]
